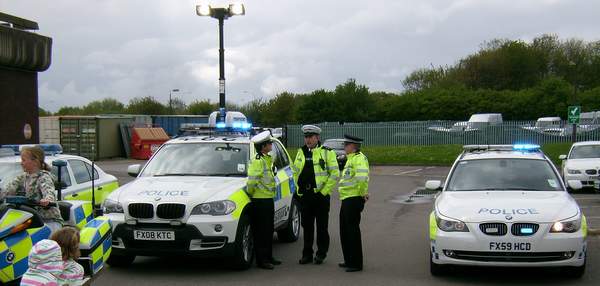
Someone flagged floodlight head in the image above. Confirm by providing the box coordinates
[196,4,212,16]
[229,3,245,16]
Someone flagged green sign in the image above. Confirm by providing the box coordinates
[568,106,581,124]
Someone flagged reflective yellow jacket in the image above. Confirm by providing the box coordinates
[338,152,369,200]
[247,154,276,199]
[292,145,340,196]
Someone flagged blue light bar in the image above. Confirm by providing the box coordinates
[513,144,541,151]
[521,228,534,234]
[215,122,227,129]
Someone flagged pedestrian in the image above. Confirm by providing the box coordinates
[293,125,339,265]
[20,239,64,286]
[51,227,85,286]
[0,145,63,232]
[247,131,282,270]
[337,134,370,272]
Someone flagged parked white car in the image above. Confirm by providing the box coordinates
[428,144,588,278]
[560,141,600,192]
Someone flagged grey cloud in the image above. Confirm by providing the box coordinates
[1,0,599,111]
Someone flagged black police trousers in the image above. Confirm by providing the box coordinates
[298,192,330,258]
[251,198,274,265]
[339,196,365,269]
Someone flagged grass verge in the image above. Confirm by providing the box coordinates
[287,143,572,166]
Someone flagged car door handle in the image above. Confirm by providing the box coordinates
[96,186,103,190]
[72,193,78,197]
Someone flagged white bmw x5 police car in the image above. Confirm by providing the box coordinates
[103,112,299,269]
[427,145,588,278]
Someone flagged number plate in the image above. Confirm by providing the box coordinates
[595,180,600,189]
[274,206,289,223]
[134,230,175,241]
[489,242,531,251]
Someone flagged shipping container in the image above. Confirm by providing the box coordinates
[60,116,135,160]
[151,115,209,137]
[39,116,60,144]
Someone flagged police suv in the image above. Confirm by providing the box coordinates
[103,112,299,269]
[427,145,588,278]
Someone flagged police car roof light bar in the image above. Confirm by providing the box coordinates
[463,144,541,152]
[0,144,63,155]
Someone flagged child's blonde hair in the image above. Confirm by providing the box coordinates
[51,227,81,260]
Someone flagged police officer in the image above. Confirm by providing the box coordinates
[293,125,339,265]
[337,134,369,272]
[247,131,282,270]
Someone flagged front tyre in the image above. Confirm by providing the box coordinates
[561,259,586,279]
[231,214,254,270]
[430,252,447,276]
[277,199,300,242]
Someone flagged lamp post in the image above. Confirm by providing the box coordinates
[169,88,180,114]
[196,3,245,123]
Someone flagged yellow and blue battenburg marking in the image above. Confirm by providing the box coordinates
[73,202,95,229]
[79,216,112,274]
[0,225,51,283]
[273,166,296,202]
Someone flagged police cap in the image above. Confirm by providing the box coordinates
[301,125,322,135]
[343,134,363,144]
[251,131,273,145]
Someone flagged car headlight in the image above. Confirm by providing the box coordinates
[191,200,236,216]
[567,169,582,175]
[103,199,123,214]
[435,212,469,232]
[550,217,581,233]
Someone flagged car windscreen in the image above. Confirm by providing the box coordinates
[569,145,600,159]
[140,143,250,177]
[447,159,562,192]
[0,162,23,188]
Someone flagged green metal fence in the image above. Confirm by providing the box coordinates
[285,121,600,147]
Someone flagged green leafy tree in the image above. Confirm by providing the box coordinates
[126,96,166,115]
[187,99,215,115]
[82,98,125,115]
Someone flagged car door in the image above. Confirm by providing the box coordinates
[270,140,295,227]
[63,159,111,205]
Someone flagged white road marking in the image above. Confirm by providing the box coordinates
[399,169,423,175]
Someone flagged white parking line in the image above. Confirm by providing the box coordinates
[399,169,423,175]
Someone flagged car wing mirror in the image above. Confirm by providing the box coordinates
[127,164,142,177]
[425,180,442,191]
[559,154,567,160]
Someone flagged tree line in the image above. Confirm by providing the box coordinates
[46,35,600,126]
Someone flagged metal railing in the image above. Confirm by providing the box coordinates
[285,121,600,147]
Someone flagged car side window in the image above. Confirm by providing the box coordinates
[51,166,72,187]
[272,142,290,170]
[84,162,100,180]
[69,160,92,184]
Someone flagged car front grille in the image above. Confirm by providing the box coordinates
[157,203,186,219]
[511,223,539,236]
[128,203,154,219]
[447,250,574,262]
[479,223,508,236]
[585,169,598,175]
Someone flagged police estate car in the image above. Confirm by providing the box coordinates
[103,112,299,269]
[0,144,119,205]
[427,145,588,278]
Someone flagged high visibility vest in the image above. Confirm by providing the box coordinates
[338,152,369,200]
[292,145,340,196]
[247,154,276,199]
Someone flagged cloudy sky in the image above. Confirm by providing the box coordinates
[2,0,599,111]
